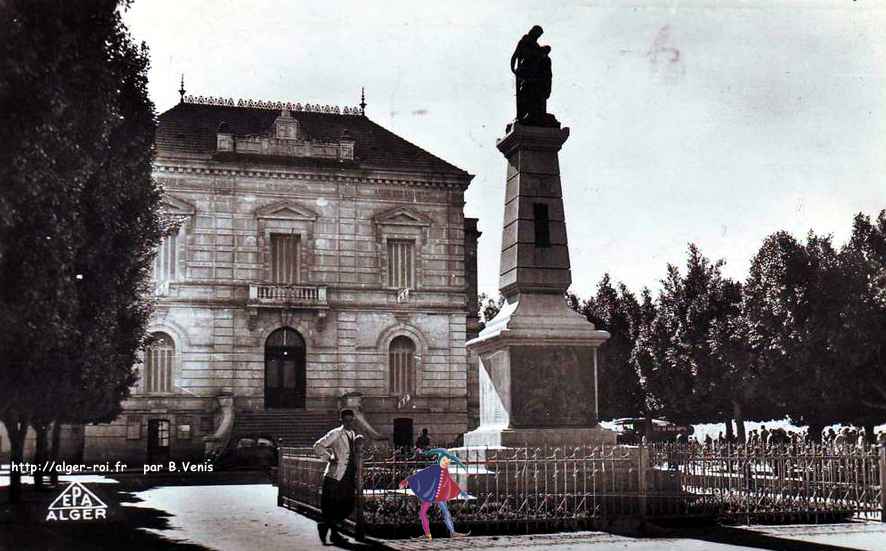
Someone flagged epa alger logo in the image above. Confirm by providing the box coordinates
[45,482,108,521]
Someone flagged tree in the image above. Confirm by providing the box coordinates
[836,211,886,439]
[573,275,645,419]
[631,245,743,431]
[743,231,851,441]
[0,0,161,500]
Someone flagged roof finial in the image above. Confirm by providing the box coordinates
[178,74,186,103]
[360,87,366,116]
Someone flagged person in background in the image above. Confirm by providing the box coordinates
[856,427,867,449]
[415,428,431,451]
[313,409,363,545]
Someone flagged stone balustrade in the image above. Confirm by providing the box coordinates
[248,283,328,307]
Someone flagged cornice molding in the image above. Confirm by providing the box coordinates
[153,162,470,190]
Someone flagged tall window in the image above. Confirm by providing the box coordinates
[153,232,178,281]
[271,234,299,283]
[387,240,414,288]
[389,336,416,396]
[145,333,174,394]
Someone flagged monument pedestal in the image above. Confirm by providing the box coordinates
[463,123,615,449]
[462,293,615,448]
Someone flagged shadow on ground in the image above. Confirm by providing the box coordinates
[646,523,872,551]
[0,482,213,551]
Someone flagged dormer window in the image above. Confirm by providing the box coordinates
[274,109,299,140]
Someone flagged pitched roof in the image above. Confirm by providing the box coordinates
[156,101,469,177]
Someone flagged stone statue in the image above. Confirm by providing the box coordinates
[510,25,557,127]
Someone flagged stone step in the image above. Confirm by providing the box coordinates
[230,409,340,447]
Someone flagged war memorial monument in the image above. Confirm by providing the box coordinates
[463,26,616,448]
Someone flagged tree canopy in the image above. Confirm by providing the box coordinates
[0,0,162,498]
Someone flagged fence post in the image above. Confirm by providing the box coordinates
[355,438,366,541]
[638,445,649,519]
[277,439,284,507]
[880,444,885,523]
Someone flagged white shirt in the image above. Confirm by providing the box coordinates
[313,425,357,481]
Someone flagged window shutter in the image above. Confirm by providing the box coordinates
[387,240,414,288]
[271,234,299,283]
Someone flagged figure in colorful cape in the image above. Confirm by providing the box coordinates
[398,448,470,540]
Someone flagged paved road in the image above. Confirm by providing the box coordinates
[380,524,886,551]
[2,478,885,550]
[111,483,886,551]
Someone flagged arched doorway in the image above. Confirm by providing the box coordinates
[265,327,306,409]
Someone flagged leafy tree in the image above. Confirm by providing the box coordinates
[743,231,850,441]
[631,245,743,430]
[0,0,161,499]
[573,275,645,419]
[836,212,886,439]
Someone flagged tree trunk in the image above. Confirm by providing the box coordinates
[725,418,734,443]
[50,421,62,486]
[3,413,29,504]
[732,401,746,444]
[33,422,48,488]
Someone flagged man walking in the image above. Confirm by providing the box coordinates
[313,409,362,545]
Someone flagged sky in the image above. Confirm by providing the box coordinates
[124,0,886,299]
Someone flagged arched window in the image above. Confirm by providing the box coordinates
[145,333,174,394]
[389,336,417,396]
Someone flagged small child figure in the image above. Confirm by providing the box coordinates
[399,448,471,540]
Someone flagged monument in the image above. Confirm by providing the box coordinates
[463,26,615,448]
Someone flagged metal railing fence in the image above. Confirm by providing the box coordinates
[278,442,885,538]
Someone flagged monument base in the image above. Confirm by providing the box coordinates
[463,425,616,448]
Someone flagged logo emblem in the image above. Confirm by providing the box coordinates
[45,482,108,521]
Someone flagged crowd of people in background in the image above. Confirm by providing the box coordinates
[676,424,886,452]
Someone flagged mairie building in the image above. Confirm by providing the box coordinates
[1,93,481,465]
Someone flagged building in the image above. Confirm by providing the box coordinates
[73,93,479,464]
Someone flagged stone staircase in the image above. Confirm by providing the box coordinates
[232,409,340,447]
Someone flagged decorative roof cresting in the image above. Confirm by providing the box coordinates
[182,95,363,115]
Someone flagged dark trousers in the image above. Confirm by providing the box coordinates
[319,473,355,535]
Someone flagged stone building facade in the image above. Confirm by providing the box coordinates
[80,96,478,464]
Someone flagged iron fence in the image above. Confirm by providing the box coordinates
[278,442,885,538]
[648,442,883,524]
